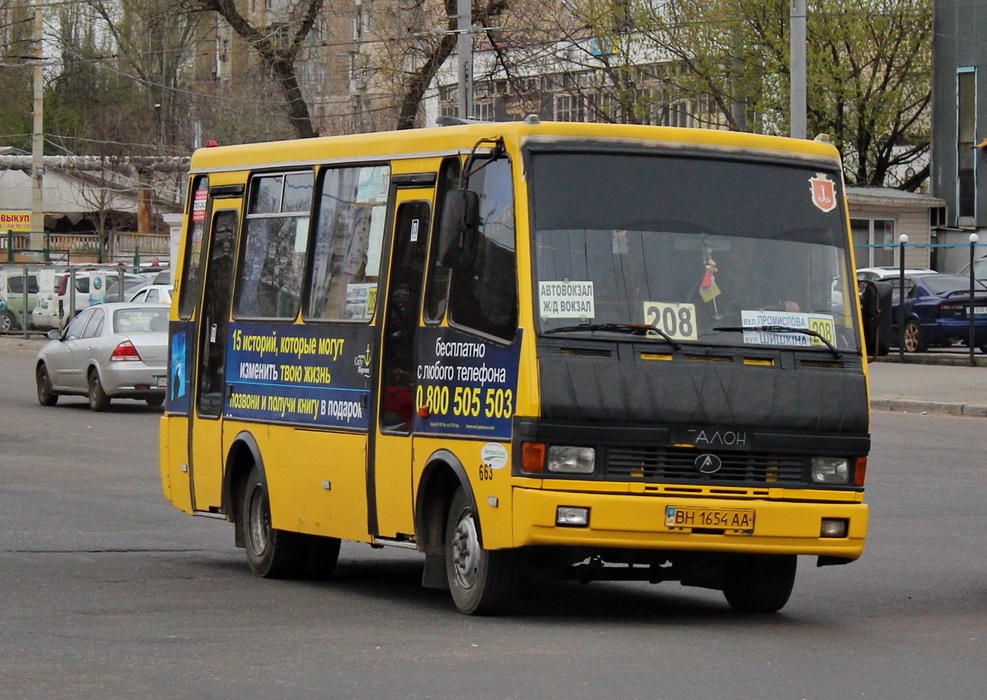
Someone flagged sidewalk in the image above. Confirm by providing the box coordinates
[868,359,987,417]
[3,333,985,417]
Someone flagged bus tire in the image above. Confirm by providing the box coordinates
[722,554,797,613]
[444,487,519,615]
[242,464,308,578]
[303,535,341,580]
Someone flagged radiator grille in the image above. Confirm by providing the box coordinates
[606,446,805,485]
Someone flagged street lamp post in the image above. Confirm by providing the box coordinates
[969,233,979,366]
[898,234,908,360]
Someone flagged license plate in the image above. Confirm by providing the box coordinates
[155,376,167,388]
[665,505,755,532]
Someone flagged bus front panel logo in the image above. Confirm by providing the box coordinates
[695,454,723,474]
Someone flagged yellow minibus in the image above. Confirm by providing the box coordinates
[160,118,876,614]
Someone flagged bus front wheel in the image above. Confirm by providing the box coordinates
[242,464,310,578]
[721,554,797,613]
[444,488,519,615]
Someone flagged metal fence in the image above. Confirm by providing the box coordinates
[2,230,169,266]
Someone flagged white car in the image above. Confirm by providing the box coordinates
[128,284,173,304]
[856,266,936,282]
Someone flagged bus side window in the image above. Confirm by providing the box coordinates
[424,157,461,323]
[178,176,209,319]
[305,164,390,322]
[234,171,313,320]
[448,158,518,342]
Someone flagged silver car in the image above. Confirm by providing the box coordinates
[35,303,170,411]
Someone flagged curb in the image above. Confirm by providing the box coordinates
[870,398,987,418]
[872,354,987,368]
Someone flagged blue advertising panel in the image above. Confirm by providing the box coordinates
[166,321,192,415]
[413,328,522,440]
[224,322,375,430]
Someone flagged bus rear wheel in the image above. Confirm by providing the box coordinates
[721,554,797,613]
[242,464,310,578]
[444,488,519,615]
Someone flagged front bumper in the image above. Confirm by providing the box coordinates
[512,487,867,560]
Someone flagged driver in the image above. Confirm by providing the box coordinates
[701,240,800,314]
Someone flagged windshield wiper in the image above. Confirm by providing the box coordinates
[544,323,682,350]
[713,324,841,358]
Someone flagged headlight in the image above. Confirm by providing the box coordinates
[811,457,849,484]
[547,446,596,474]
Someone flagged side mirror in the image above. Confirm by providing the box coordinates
[47,328,62,341]
[438,189,480,269]
[858,280,891,357]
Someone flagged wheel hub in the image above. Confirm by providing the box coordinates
[247,485,270,556]
[451,512,480,589]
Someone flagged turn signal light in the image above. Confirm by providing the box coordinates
[854,457,867,486]
[521,442,546,473]
[110,340,142,362]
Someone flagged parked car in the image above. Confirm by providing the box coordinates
[29,267,63,331]
[0,269,39,331]
[957,255,987,282]
[105,273,155,302]
[127,284,173,304]
[35,302,170,411]
[856,266,937,282]
[53,270,147,327]
[885,272,987,352]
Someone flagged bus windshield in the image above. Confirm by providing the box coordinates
[530,150,861,353]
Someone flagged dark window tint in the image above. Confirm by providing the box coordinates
[424,158,461,323]
[448,158,518,342]
[380,201,431,432]
[958,70,976,218]
[198,211,238,417]
[179,176,210,318]
[235,171,313,319]
[7,275,38,294]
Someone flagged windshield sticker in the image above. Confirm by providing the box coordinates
[643,301,698,341]
[809,173,838,213]
[740,310,836,348]
[539,281,595,319]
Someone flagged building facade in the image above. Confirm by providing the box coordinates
[932,0,987,254]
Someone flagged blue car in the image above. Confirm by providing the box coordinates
[886,273,987,352]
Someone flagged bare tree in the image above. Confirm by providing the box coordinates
[194,0,325,139]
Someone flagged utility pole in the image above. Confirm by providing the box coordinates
[30,0,44,253]
[790,0,807,139]
[457,0,473,120]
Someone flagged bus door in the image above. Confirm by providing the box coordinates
[371,183,434,538]
[189,203,240,512]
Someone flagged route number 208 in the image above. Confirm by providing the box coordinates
[643,302,698,341]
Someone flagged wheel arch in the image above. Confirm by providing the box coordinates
[415,448,478,590]
[224,430,265,548]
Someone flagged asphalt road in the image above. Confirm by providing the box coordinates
[1,343,985,699]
